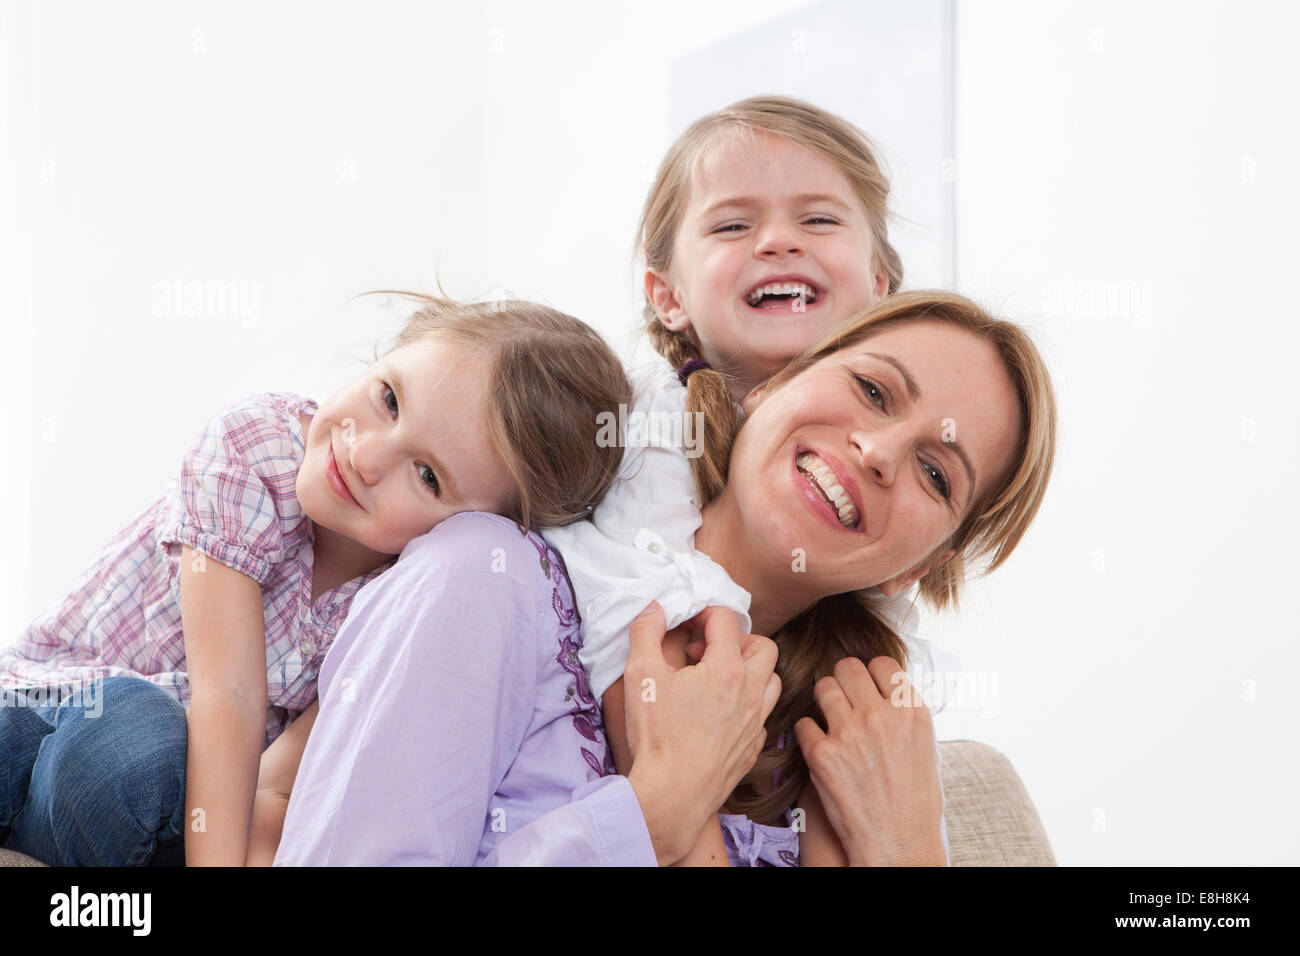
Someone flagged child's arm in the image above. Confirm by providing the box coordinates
[797,780,850,866]
[602,628,732,867]
[244,698,319,866]
[179,545,270,867]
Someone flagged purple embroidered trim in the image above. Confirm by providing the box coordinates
[533,530,616,777]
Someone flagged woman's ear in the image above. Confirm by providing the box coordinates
[645,268,690,332]
[741,385,766,417]
[877,548,956,598]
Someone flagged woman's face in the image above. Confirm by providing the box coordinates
[727,320,1023,597]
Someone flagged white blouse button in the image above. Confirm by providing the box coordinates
[634,528,666,554]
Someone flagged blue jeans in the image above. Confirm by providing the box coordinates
[0,676,188,866]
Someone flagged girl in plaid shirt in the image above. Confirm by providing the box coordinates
[0,294,629,866]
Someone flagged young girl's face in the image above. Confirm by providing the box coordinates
[647,132,888,392]
[296,336,518,556]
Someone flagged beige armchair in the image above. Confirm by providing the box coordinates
[938,739,1056,865]
[0,739,1054,867]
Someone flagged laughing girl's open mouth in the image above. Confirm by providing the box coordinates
[744,278,821,310]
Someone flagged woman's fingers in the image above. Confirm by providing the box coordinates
[829,654,925,712]
[689,606,744,671]
[685,624,769,666]
[830,655,885,710]
[871,657,924,709]
[793,715,825,760]
[626,601,668,673]
[621,606,783,865]
[797,656,944,865]
[685,605,741,642]
[811,672,853,727]
[761,671,782,723]
[739,632,778,671]
[680,604,728,632]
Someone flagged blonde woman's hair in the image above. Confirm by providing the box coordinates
[711,290,1058,823]
[367,292,631,531]
[637,95,904,502]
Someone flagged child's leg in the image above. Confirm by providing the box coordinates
[6,676,189,866]
[0,688,61,843]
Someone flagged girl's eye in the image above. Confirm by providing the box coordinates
[712,223,747,233]
[921,460,951,501]
[417,464,441,495]
[854,374,887,409]
[804,216,839,226]
[382,383,440,496]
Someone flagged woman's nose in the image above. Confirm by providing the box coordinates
[850,427,902,486]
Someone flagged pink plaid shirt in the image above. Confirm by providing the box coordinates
[0,392,393,747]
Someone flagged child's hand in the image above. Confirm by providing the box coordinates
[245,789,292,866]
[242,699,320,865]
[794,656,946,866]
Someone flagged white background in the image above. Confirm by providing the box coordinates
[3,0,1297,866]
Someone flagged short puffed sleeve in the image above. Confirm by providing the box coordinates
[157,393,308,584]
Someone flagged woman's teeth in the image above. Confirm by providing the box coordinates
[796,452,859,529]
[795,450,857,528]
[746,281,817,306]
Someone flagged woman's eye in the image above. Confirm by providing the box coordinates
[382,383,399,417]
[854,374,887,409]
[417,464,440,495]
[712,223,747,233]
[922,460,951,501]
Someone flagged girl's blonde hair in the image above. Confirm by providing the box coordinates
[637,95,904,501]
[369,292,631,531]
[713,290,1058,823]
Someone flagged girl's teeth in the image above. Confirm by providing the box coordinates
[747,282,816,305]
[796,452,859,529]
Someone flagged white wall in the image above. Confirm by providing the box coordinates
[937,0,1300,866]
[667,0,956,289]
[4,0,1297,866]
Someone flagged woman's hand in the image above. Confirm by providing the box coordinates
[794,656,947,866]
[622,602,781,866]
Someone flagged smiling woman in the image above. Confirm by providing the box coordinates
[262,288,1054,868]
[689,290,1057,833]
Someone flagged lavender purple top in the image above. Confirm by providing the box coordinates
[273,511,799,866]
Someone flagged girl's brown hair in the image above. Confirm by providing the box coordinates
[369,292,631,531]
[637,95,904,502]
[710,290,1058,823]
